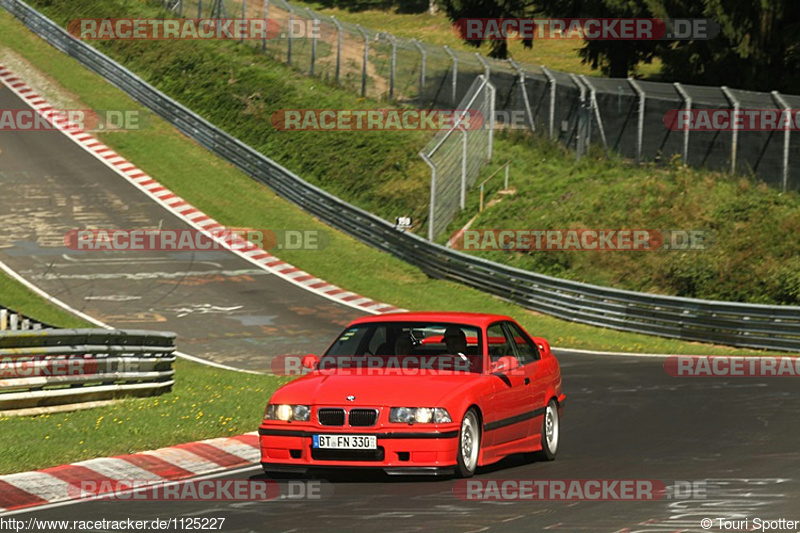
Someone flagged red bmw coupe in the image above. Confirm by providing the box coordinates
[259,312,565,477]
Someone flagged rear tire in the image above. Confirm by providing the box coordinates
[536,400,560,461]
[456,408,480,478]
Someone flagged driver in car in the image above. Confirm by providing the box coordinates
[443,327,468,357]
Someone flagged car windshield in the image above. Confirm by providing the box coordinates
[321,321,484,373]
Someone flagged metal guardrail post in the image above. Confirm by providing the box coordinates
[541,66,556,140]
[443,46,457,106]
[412,40,427,107]
[771,91,791,192]
[356,24,369,98]
[509,60,534,133]
[720,86,739,174]
[580,75,608,156]
[420,153,437,241]
[674,82,691,164]
[330,16,342,85]
[628,78,645,163]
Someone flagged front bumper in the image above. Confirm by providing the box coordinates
[259,426,460,474]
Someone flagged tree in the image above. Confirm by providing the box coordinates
[658,0,800,92]
[439,0,538,59]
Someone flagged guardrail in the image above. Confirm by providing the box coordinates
[3,0,799,352]
[0,329,176,412]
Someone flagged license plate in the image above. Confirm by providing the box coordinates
[312,435,377,450]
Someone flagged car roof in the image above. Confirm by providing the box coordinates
[348,311,514,328]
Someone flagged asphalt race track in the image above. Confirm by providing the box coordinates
[19,352,800,532]
[2,82,799,531]
[0,85,362,372]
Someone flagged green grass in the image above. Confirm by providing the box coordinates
[0,5,780,356]
[0,275,90,329]
[444,139,800,305]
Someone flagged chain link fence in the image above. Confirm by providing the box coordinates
[161,0,800,193]
[420,76,494,239]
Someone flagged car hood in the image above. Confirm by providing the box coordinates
[270,370,479,407]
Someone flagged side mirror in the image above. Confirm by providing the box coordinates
[301,354,320,370]
[491,355,519,374]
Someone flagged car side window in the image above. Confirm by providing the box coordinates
[487,323,513,362]
[505,322,540,365]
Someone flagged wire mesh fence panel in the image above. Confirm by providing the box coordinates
[313,16,341,85]
[726,88,785,187]
[420,43,453,109]
[287,8,315,75]
[520,70,551,134]
[335,19,368,96]
[421,76,493,239]
[392,37,424,105]
[364,30,395,102]
[451,50,486,104]
[781,94,800,191]
[266,0,292,65]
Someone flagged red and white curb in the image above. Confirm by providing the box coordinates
[0,65,404,316]
[0,432,259,513]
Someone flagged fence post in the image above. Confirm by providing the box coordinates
[487,79,495,161]
[412,40,427,107]
[286,3,295,65]
[178,0,183,17]
[571,74,588,160]
[382,33,397,100]
[674,82,691,164]
[330,16,342,85]
[241,0,246,43]
[628,78,645,163]
[356,25,369,98]
[459,125,468,209]
[721,86,739,175]
[0,309,6,331]
[306,8,318,75]
[580,75,608,156]
[541,66,556,140]
[197,0,202,18]
[443,46,458,107]
[262,0,269,52]
[510,60,534,133]
[421,153,437,241]
[772,91,791,192]
[474,53,490,80]
[504,162,509,189]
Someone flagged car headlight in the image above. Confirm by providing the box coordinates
[264,404,311,422]
[390,407,452,424]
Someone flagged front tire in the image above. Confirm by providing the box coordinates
[456,408,481,478]
[536,400,560,461]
